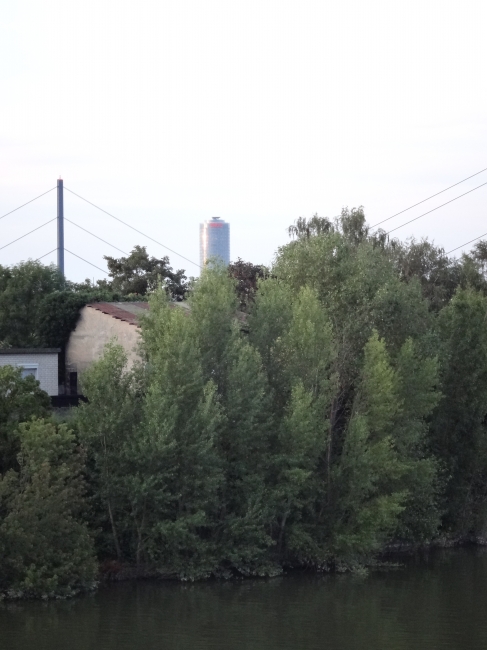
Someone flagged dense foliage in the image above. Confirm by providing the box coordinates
[0,261,121,351]
[3,208,487,596]
[0,370,96,598]
[104,245,188,300]
[73,212,487,579]
[0,248,187,353]
[228,258,267,311]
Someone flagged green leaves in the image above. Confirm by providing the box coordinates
[359,330,401,439]
[433,288,487,533]
[6,212,487,593]
[0,420,96,598]
[104,245,188,300]
[0,260,63,347]
[0,365,50,475]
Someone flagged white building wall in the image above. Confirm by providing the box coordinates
[65,306,141,377]
[0,353,59,396]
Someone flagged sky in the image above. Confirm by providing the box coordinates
[1,0,487,282]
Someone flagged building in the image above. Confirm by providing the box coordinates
[65,302,150,393]
[65,299,246,395]
[0,348,60,396]
[200,217,230,267]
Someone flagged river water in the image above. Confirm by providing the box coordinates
[1,548,487,649]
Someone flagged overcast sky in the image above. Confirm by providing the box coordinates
[1,0,487,282]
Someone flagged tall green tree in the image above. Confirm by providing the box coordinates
[214,332,273,574]
[0,365,50,474]
[433,288,487,534]
[327,332,405,561]
[138,290,223,577]
[188,264,239,391]
[188,268,275,573]
[228,258,267,311]
[0,261,63,347]
[392,338,441,542]
[104,245,188,299]
[77,342,141,560]
[0,419,96,597]
[269,287,336,563]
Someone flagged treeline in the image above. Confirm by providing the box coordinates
[0,246,188,351]
[3,208,487,598]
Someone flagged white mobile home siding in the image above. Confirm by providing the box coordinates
[0,349,59,396]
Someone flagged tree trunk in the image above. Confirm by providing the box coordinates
[278,511,289,555]
[135,511,146,570]
[107,499,122,560]
[327,397,338,497]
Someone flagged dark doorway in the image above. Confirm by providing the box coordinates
[69,372,78,396]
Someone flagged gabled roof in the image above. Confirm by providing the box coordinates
[85,300,247,329]
[86,302,150,326]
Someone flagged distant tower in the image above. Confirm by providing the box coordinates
[199,217,230,267]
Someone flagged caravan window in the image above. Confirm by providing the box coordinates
[18,364,38,380]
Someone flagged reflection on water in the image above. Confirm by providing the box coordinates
[2,548,487,650]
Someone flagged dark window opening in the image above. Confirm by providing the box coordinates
[69,372,78,396]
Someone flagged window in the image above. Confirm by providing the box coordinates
[18,364,38,380]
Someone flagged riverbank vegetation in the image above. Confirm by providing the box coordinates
[3,208,487,597]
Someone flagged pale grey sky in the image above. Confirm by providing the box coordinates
[1,0,487,281]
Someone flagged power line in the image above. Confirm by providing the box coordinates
[0,187,56,222]
[64,186,202,269]
[0,218,56,251]
[35,248,58,262]
[370,166,487,230]
[383,180,487,236]
[446,232,487,256]
[65,248,109,275]
[64,218,129,255]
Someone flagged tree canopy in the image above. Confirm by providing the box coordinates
[3,210,487,596]
[104,245,188,300]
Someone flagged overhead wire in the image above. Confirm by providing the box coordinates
[35,248,58,262]
[370,166,487,230]
[446,232,487,256]
[64,186,202,269]
[381,180,487,236]
[64,217,129,255]
[0,218,56,251]
[0,187,56,222]
[65,248,109,275]
[5,175,487,273]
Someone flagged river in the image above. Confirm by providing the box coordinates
[1,548,487,649]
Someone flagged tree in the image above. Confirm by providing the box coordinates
[104,245,188,299]
[137,290,223,577]
[287,208,368,245]
[274,218,434,490]
[214,333,274,574]
[432,288,487,534]
[188,264,239,391]
[0,365,50,474]
[0,259,121,355]
[327,332,405,562]
[76,342,141,560]
[183,269,275,574]
[266,287,336,563]
[228,258,267,311]
[389,238,465,312]
[37,289,117,350]
[0,261,63,347]
[288,214,334,240]
[0,419,97,597]
[392,338,441,542]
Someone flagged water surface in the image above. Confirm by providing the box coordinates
[2,548,487,649]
